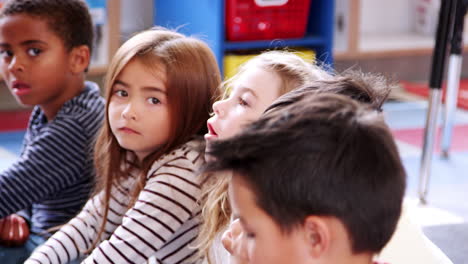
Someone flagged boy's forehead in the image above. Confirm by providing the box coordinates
[0,14,58,43]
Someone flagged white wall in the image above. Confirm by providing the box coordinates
[360,0,414,35]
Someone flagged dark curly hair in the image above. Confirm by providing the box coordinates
[0,0,94,54]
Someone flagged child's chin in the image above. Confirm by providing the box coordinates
[13,98,35,107]
[204,133,218,142]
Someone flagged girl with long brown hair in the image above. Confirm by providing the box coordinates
[25,27,221,264]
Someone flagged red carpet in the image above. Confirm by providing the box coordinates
[401,80,468,110]
[0,110,31,132]
[392,124,468,152]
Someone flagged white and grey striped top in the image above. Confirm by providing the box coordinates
[26,140,204,264]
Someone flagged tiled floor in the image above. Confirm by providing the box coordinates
[0,130,24,171]
[384,100,468,264]
[384,101,468,223]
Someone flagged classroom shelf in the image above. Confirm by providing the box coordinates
[224,36,328,51]
[154,0,335,74]
[333,0,468,60]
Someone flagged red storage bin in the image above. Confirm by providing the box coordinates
[226,0,311,41]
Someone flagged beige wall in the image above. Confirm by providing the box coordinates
[0,83,23,111]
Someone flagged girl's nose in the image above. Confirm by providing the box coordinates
[212,99,227,118]
[121,103,137,121]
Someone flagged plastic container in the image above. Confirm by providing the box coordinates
[226,0,312,41]
[223,48,315,79]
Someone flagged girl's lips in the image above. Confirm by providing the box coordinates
[205,122,218,141]
[207,122,217,135]
[119,127,140,134]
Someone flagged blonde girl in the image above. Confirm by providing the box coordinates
[25,28,221,264]
[198,50,332,263]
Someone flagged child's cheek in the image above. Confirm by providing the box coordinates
[246,241,255,262]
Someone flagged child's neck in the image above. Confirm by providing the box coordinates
[41,77,85,121]
[329,252,374,264]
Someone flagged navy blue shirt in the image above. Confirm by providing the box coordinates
[0,81,105,236]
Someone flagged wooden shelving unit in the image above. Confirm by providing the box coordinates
[334,0,468,60]
[102,0,120,71]
[154,0,335,72]
[88,0,120,74]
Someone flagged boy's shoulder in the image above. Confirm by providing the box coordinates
[60,81,104,111]
[26,81,105,139]
[55,81,105,123]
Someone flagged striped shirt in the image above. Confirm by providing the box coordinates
[25,140,205,264]
[0,81,105,235]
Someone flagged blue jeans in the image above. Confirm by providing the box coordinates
[0,234,46,263]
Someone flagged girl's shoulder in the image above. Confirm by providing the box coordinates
[148,138,205,177]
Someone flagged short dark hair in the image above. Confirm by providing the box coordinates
[204,93,406,254]
[0,0,93,54]
[265,71,393,114]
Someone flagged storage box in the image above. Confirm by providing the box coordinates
[223,49,315,79]
[226,0,312,41]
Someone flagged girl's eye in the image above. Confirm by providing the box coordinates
[238,97,249,107]
[148,97,161,105]
[27,48,42,56]
[115,90,128,97]
[245,232,256,239]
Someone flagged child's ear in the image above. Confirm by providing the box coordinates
[69,45,90,74]
[302,216,330,259]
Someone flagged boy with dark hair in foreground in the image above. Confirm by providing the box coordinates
[204,91,406,264]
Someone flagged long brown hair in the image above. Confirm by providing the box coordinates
[90,27,221,251]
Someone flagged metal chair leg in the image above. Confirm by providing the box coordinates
[441,55,463,158]
[440,1,467,158]
[419,0,457,204]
